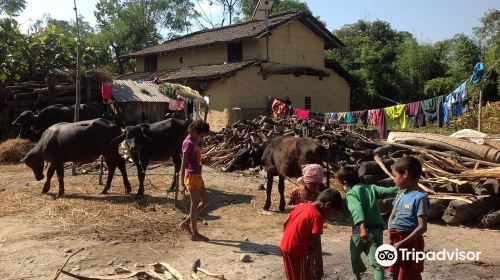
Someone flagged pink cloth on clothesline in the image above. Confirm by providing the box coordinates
[295,109,310,120]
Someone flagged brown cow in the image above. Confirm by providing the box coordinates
[261,136,330,211]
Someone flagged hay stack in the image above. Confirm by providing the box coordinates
[0,138,35,164]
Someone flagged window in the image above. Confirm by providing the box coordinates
[305,97,311,110]
[179,57,183,64]
[227,41,243,62]
[144,54,158,72]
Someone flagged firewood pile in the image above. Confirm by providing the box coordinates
[0,71,110,135]
[202,116,500,227]
[202,115,378,168]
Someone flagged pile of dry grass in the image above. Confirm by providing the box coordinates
[0,138,35,164]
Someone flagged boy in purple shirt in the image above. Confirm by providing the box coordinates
[179,120,210,241]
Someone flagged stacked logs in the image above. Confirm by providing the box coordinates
[201,116,378,167]
[0,71,110,136]
[202,116,500,227]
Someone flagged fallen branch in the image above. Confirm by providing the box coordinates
[53,248,85,280]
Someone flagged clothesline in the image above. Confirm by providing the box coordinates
[271,81,471,139]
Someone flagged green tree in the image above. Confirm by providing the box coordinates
[328,20,411,109]
[474,9,500,100]
[395,39,446,99]
[240,0,309,20]
[442,34,481,81]
[95,0,196,74]
[0,0,26,17]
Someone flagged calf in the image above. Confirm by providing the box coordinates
[261,136,330,211]
[22,118,131,198]
[111,118,189,196]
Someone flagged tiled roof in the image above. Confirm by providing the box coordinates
[118,60,260,82]
[122,11,342,58]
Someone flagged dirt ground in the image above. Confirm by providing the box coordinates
[0,163,499,280]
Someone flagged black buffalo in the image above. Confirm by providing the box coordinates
[261,136,330,211]
[112,118,189,196]
[22,118,131,197]
[12,104,101,140]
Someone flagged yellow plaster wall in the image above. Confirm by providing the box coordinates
[264,21,325,67]
[205,66,350,131]
[136,57,145,72]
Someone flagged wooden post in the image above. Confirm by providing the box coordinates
[72,0,81,176]
[98,156,104,185]
[478,87,483,132]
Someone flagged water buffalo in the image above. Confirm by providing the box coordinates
[12,104,101,140]
[22,118,131,198]
[111,118,189,196]
[261,136,330,211]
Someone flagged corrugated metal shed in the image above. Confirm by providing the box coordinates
[112,80,171,103]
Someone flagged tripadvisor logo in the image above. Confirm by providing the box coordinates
[375,244,482,266]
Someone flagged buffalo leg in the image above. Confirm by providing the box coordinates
[263,172,274,211]
[55,163,65,198]
[136,159,149,196]
[278,176,286,212]
[115,156,131,194]
[42,164,56,194]
[170,150,181,192]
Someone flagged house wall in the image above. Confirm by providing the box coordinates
[135,19,326,72]
[264,20,325,67]
[136,57,145,72]
[117,102,169,125]
[205,66,351,131]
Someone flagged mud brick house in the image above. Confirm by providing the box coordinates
[120,10,352,131]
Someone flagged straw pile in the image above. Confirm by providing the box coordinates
[0,138,35,164]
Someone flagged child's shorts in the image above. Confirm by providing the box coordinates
[184,174,205,191]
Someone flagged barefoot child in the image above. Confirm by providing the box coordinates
[285,164,325,213]
[337,166,399,280]
[179,121,210,241]
[280,188,343,280]
[388,156,430,280]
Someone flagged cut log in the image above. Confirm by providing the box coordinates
[428,199,448,219]
[378,198,394,215]
[442,196,499,224]
[360,174,388,184]
[482,179,499,195]
[480,210,500,227]
[455,167,500,180]
[387,131,500,164]
[358,159,394,177]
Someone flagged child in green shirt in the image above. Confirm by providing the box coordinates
[337,166,399,280]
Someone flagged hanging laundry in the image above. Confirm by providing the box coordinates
[451,82,469,117]
[443,82,469,126]
[385,104,410,129]
[176,100,185,111]
[337,112,347,124]
[295,108,310,120]
[368,109,386,139]
[405,101,425,128]
[101,83,112,102]
[351,110,368,126]
[421,95,445,127]
[471,62,485,85]
[346,112,357,124]
[272,99,289,119]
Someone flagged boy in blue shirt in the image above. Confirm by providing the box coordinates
[388,156,430,280]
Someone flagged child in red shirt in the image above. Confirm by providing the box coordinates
[280,188,343,280]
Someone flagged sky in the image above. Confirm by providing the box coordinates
[16,0,500,43]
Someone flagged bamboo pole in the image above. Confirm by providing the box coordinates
[72,0,81,176]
